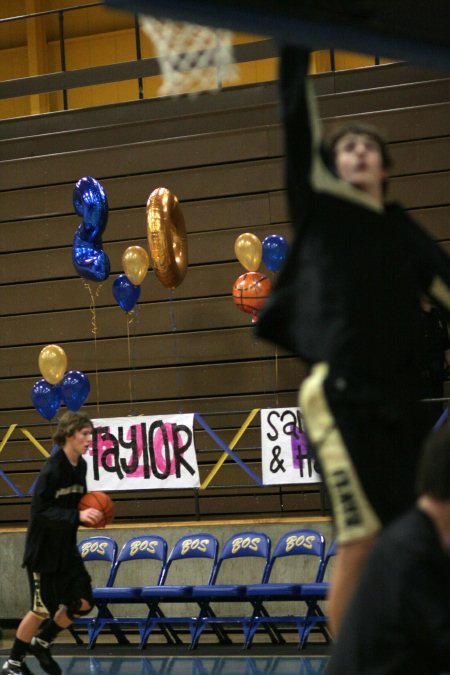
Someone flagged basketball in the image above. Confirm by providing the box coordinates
[232,272,272,318]
[78,491,114,528]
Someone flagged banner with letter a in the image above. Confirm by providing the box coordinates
[261,408,322,485]
[87,414,199,491]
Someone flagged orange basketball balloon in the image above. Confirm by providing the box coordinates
[232,272,272,322]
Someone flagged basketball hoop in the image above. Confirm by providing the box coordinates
[140,15,239,96]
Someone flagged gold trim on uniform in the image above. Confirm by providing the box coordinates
[55,484,84,499]
[32,572,49,614]
[299,362,381,544]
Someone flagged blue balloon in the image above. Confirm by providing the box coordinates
[61,370,91,412]
[262,234,289,273]
[31,379,61,420]
[72,176,110,282]
[113,274,141,312]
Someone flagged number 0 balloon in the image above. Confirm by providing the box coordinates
[146,187,188,290]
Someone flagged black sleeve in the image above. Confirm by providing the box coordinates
[279,45,384,233]
[32,466,79,530]
[407,220,450,315]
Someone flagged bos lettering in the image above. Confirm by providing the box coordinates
[181,538,210,555]
[285,534,316,552]
[231,536,261,554]
[80,541,108,558]
[129,539,159,557]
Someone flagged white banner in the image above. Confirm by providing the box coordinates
[261,408,322,485]
[86,414,200,491]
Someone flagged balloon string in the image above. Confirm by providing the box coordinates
[126,310,133,411]
[169,291,183,413]
[82,280,102,414]
[275,345,279,407]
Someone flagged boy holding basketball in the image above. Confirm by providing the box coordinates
[2,412,103,675]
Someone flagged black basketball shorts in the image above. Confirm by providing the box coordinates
[27,557,93,617]
[300,363,424,544]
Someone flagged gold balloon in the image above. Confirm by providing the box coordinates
[122,245,149,286]
[146,187,188,290]
[38,344,68,385]
[234,232,262,272]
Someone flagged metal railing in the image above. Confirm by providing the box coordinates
[0,2,279,111]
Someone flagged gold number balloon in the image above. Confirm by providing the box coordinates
[146,187,188,290]
[38,344,68,385]
[234,232,262,272]
[122,245,149,286]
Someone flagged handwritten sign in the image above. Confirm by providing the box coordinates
[87,414,200,491]
[261,408,322,486]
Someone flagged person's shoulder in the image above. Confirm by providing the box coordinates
[376,508,438,557]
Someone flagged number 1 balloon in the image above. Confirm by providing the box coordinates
[72,176,110,282]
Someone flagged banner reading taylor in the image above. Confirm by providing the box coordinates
[87,414,199,491]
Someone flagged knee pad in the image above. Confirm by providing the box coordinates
[66,598,93,621]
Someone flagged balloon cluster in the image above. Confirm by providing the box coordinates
[232,232,289,323]
[113,246,149,312]
[31,345,90,420]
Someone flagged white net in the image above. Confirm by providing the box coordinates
[140,16,239,97]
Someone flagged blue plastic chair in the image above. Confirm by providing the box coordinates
[244,529,326,648]
[139,532,219,648]
[190,531,272,648]
[88,534,168,647]
[299,538,338,648]
[69,535,118,645]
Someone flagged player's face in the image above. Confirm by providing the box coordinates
[67,425,93,456]
[333,133,388,199]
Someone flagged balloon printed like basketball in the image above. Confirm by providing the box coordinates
[78,491,114,528]
[232,271,272,321]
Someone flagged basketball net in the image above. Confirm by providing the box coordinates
[140,16,239,96]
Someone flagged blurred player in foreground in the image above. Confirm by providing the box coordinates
[256,46,450,632]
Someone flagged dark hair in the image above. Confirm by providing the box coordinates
[416,425,450,500]
[324,123,392,197]
[326,123,392,170]
[53,411,93,447]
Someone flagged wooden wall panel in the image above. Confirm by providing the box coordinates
[1,64,449,527]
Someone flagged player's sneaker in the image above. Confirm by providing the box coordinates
[28,639,61,675]
[1,660,34,675]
